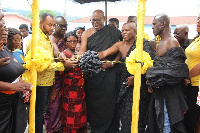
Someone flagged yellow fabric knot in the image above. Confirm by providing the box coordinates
[126,49,154,75]
[24,46,52,72]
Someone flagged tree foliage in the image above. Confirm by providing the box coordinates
[27,9,56,19]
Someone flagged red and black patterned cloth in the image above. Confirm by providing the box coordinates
[62,51,87,133]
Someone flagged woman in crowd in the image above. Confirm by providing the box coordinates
[61,31,87,133]
[184,13,200,132]
[6,27,24,63]
[74,27,85,53]
[0,26,32,132]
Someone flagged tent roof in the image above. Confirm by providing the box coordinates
[73,0,121,4]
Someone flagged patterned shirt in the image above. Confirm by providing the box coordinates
[26,28,64,86]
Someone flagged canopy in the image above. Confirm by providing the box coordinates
[73,0,121,4]
[72,0,131,23]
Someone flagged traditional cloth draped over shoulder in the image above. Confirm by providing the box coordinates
[145,47,189,133]
[146,47,189,87]
[85,25,121,133]
[87,25,121,54]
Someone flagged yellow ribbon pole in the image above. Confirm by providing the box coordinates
[29,0,40,132]
[131,0,146,133]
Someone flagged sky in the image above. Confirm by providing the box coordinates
[2,0,200,17]
[1,0,200,38]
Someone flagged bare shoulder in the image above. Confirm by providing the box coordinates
[49,35,56,43]
[83,27,95,38]
[116,40,124,45]
[165,36,180,50]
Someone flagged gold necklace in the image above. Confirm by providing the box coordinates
[156,35,161,48]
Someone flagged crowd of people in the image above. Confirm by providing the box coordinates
[0,8,200,133]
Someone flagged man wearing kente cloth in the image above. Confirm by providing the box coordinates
[145,14,189,133]
[79,9,121,133]
[98,22,154,133]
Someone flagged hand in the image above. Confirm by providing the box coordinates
[64,58,78,68]
[184,78,190,86]
[57,52,65,62]
[126,76,134,87]
[148,86,153,93]
[71,55,79,61]
[0,57,10,68]
[11,79,32,92]
[101,62,113,70]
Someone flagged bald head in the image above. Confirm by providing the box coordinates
[92,9,104,17]
[123,22,137,30]
[173,24,189,45]
[122,22,137,41]
[91,9,105,31]
[175,25,189,32]
[155,13,170,27]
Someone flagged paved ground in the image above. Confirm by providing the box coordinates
[24,125,91,133]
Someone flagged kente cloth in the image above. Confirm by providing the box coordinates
[118,40,154,133]
[57,38,67,52]
[62,51,87,133]
[44,39,66,132]
[145,47,189,133]
[85,25,121,133]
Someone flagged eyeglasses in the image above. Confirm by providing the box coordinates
[56,24,68,28]
[67,40,77,43]
[90,17,104,23]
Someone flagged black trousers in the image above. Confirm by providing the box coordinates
[35,86,52,133]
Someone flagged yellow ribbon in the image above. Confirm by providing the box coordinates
[131,0,146,133]
[29,0,40,132]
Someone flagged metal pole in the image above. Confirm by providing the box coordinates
[105,0,107,25]
[198,0,200,13]
[0,0,2,13]
[64,0,67,20]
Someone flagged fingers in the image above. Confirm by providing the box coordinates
[23,83,32,92]
[12,80,32,92]
[64,60,79,68]
[148,87,153,93]
[0,57,10,68]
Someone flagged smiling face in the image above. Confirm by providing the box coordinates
[121,22,136,41]
[91,10,105,31]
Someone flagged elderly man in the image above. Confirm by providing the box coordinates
[173,24,191,50]
[44,16,67,133]
[145,13,189,133]
[79,9,121,133]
